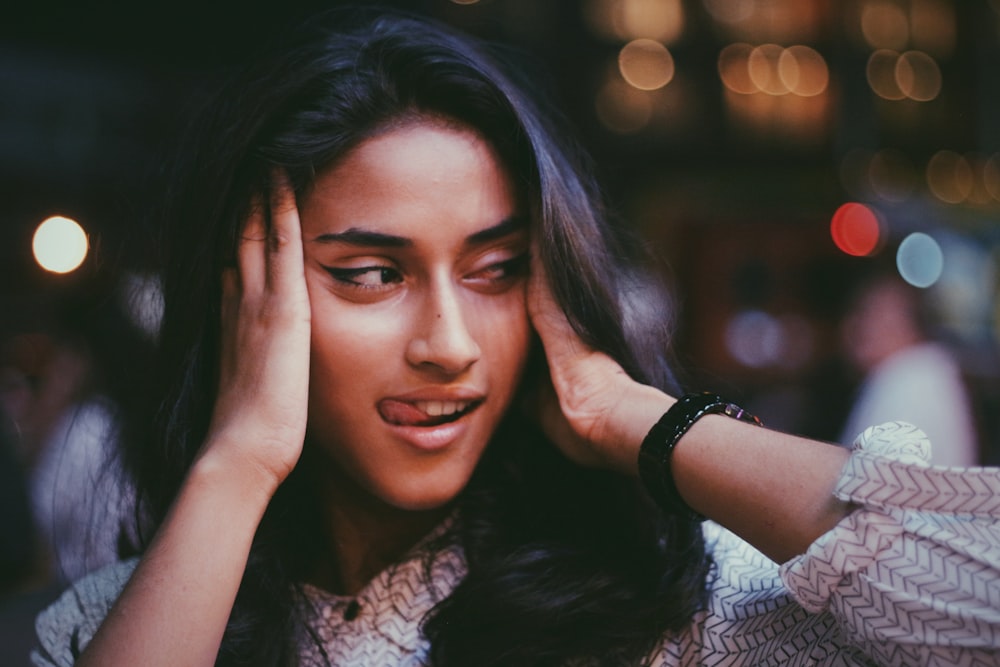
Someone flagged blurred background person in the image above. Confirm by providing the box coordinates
[0,277,151,584]
[838,257,979,466]
[0,279,151,667]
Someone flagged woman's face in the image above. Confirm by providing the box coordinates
[298,120,532,511]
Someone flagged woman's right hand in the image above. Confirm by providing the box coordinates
[202,173,312,492]
[75,175,313,667]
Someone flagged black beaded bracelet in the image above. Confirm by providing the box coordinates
[637,392,762,521]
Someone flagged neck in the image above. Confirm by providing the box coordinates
[305,455,450,596]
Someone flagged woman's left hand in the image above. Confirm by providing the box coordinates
[526,252,672,475]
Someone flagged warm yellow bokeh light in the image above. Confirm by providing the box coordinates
[927,150,973,204]
[867,50,905,100]
[867,49,941,102]
[748,44,787,95]
[32,216,89,274]
[780,45,828,97]
[718,43,757,94]
[861,1,909,50]
[985,154,1000,202]
[896,51,942,102]
[585,0,685,42]
[704,0,823,43]
[719,43,827,98]
[911,0,956,57]
[618,39,675,90]
[964,155,995,206]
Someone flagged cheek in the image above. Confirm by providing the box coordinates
[470,292,532,379]
[307,301,401,394]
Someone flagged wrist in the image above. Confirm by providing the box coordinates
[637,393,762,520]
[602,385,674,477]
[192,437,286,507]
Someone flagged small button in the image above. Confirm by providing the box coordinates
[343,599,361,621]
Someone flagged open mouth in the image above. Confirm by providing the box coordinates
[379,399,482,427]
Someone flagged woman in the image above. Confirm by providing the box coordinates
[33,8,999,667]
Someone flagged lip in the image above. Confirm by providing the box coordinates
[384,386,486,403]
[378,387,485,452]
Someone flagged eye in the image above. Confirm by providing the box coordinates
[324,265,403,289]
[465,252,529,290]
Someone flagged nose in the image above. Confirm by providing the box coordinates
[405,281,481,375]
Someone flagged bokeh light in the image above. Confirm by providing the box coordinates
[910,0,956,57]
[703,0,824,43]
[831,202,883,256]
[719,43,828,97]
[748,44,787,95]
[585,0,685,42]
[702,0,753,25]
[718,43,759,95]
[985,154,1000,202]
[618,39,675,90]
[867,50,905,100]
[724,309,785,368]
[926,150,973,204]
[866,49,941,102]
[896,51,941,101]
[861,0,909,50]
[32,215,89,274]
[897,232,944,288]
[965,155,995,206]
[779,45,828,97]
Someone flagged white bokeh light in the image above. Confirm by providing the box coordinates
[32,216,89,274]
[897,232,944,288]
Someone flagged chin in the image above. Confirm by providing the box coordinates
[381,476,468,513]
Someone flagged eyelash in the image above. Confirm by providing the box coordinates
[472,253,529,283]
[324,266,402,290]
[323,252,529,291]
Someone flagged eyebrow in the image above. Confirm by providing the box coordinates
[311,215,528,249]
[463,215,528,247]
[313,228,412,248]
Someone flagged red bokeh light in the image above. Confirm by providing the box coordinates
[830,202,882,256]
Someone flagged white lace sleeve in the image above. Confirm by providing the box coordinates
[780,421,1000,667]
[31,559,137,667]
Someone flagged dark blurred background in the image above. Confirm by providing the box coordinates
[2,0,999,659]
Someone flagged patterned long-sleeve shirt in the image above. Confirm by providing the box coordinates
[32,422,1000,666]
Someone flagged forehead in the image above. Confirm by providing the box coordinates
[299,120,517,239]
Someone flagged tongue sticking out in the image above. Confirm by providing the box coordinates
[379,399,459,427]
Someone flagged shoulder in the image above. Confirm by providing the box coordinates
[875,343,962,386]
[32,559,138,667]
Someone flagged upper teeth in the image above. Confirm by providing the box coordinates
[415,400,469,417]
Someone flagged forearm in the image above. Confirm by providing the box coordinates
[77,444,277,666]
[611,386,852,564]
[672,414,851,563]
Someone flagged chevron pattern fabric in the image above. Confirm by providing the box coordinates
[32,421,1000,666]
[780,421,1000,667]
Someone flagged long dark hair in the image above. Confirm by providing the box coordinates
[122,7,709,666]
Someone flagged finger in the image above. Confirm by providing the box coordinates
[265,170,306,294]
[527,245,590,363]
[220,267,239,319]
[218,267,239,374]
[237,194,268,297]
